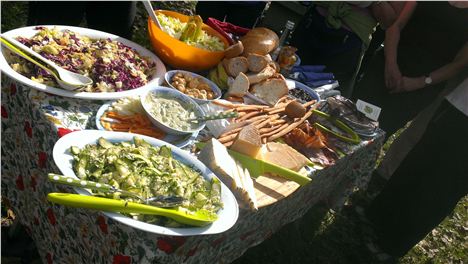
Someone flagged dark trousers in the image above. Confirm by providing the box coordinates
[27,1,136,39]
[366,100,468,257]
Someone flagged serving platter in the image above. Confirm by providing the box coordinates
[52,130,239,236]
[95,102,199,148]
[0,25,166,100]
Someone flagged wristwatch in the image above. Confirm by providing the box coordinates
[424,75,433,85]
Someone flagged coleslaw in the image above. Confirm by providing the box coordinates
[5,27,156,92]
[157,13,225,52]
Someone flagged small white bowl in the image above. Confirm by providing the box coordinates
[164,70,222,104]
[140,86,206,135]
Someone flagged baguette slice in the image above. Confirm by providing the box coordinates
[224,56,249,77]
[246,66,276,84]
[247,53,269,73]
[227,72,249,97]
[225,41,244,59]
[250,77,289,105]
[199,139,258,210]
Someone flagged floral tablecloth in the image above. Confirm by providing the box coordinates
[1,76,385,264]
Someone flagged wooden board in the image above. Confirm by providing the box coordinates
[254,173,300,208]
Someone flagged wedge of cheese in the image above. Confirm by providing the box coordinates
[258,142,310,172]
[230,124,262,158]
[199,139,258,210]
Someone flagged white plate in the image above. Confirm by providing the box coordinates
[95,102,198,148]
[52,130,239,236]
[0,25,166,100]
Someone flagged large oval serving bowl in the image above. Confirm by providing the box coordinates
[52,130,239,236]
[165,70,222,104]
[140,86,206,135]
[148,10,229,71]
[0,25,166,100]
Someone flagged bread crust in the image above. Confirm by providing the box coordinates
[224,41,244,59]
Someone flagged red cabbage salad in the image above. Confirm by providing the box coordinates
[5,27,157,92]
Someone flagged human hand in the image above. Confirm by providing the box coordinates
[384,62,402,89]
[389,76,425,94]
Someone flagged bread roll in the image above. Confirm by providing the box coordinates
[241,27,279,56]
[223,57,249,77]
[250,77,288,105]
[247,53,269,73]
[225,41,244,59]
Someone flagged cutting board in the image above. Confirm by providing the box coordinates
[254,173,300,208]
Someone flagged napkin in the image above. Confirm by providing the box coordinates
[290,65,336,88]
[205,18,250,45]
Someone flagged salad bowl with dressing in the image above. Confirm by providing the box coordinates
[140,86,207,135]
[147,10,229,71]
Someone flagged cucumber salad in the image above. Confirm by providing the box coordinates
[70,136,222,227]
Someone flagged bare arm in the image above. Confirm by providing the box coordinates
[393,42,468,93]
[384,1,417,88]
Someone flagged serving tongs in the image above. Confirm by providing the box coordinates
[47,193,217,227]
[311,110,361,144]
[0,35,93,91]
[48,173,184,208]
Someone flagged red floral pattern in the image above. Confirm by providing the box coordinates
[1,105,7,118]
[16,175,24,190]
[112,254,131,264]
[46,253,53,264]
[97,215,108,234]
[38,152,47,168]
[46,208,56,226]
[57,127,80,138]
[24,121,32,138]
[10,83,16,95]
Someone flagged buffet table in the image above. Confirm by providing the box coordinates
[1,76,384,263]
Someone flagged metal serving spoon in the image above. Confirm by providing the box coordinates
[48,173,184,208]
[47,193,217,227]
[0,35,93,91]
[186,111,238,122]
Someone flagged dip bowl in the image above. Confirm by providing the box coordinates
[140,86,206,135]
[165,70,222,105]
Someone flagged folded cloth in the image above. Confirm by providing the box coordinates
[290,65,335,85]
[292,65,327,72]
[206,18,250,45]
[306,79,337,88]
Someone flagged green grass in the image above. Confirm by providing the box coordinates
[1,2,467,263]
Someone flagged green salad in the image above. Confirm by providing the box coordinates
[157,13,225,52]
[70,136,222,226]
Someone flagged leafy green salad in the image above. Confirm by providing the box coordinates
[70,136,222,226]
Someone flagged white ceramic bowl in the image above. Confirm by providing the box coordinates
[0,25,166,100]
[164,70,222,104]
[52,130,239,236]
[140,86,206,135]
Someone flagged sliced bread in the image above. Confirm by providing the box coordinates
[223,56,249,77]
[227,72,249,97]
[246,65,276,84]
[247,53,269,73]
[250,77,289,105]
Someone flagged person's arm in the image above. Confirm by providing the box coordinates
[370,2,398,29]
[392,42,468,93]
[384,1,417,89]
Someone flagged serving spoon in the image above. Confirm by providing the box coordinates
[48,173,184,208]
[0,35,93,91]
[47,193,217,227]
[142,0,163,30]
